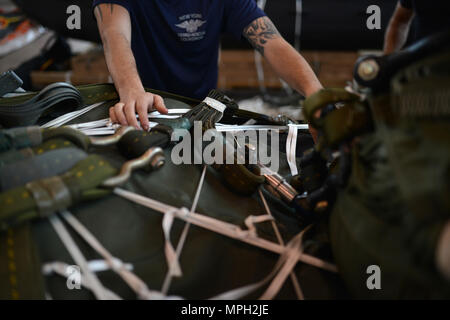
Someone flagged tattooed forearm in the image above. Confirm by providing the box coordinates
[95,6,103,21]
[243,17,280,55]
[95,4,115,21]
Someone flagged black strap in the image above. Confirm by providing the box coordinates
[0,71,23,97]
[0,82,83,127]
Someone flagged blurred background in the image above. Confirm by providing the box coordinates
[0,0,398,118]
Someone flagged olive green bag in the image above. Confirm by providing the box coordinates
[318,43,450,298]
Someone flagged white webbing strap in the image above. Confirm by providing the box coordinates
[258,188,304,299]
[68,118,111,130]
[113,187,338,273]
[244,214,274,237]
[49,214,112,300]
[203,97,227,113]
[215,124,309,132]
[60,210,180,300]
[259,231,305,300]
[42,261,122,300]
[209,230,306,300]
[41,102,104,128]
[148,108,190,119]
[162,209,183,278]
[286,124,299,176]
[161,165,208,294]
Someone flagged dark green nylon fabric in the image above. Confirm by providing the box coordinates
[0,155,117,231]
[0,126,42,152]
[303,88,372,150]
[0,148,88,192]
[329,50,450,299]
[0,224,45,299]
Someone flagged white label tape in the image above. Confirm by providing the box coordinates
[203,97,227,113]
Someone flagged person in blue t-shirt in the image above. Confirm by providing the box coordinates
[384,0,450,54]
[93,1,322,131]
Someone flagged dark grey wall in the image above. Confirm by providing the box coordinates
[13,0,398,51]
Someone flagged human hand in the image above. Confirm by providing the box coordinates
[109,89,168,130]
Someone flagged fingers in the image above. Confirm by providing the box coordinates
[124,101,139,129]
[136,95,151,131]
[109,92,166,130]
[153,94,168,114]
[111,102,136,128]
[109,106,118,123]
[112,102,128,126]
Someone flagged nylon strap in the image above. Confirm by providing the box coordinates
[114,188,338,273]
[0,148,87,192]
[0,155,116,231]
[0,126,42,152]
[49,214,111,300]
[286,124,299,176]
[0,224,45,299]
[0,82,83,127]
[203,97,227,113]
[26,177,72,218]
[60,210,181,300]
[42,261,122,300]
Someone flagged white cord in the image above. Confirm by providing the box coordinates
[286,124,299,176]
[258,188,304,299]
[113,187,338,273]
[41,102,104,128]
[161,165,208,294]
[215,124,308,132]
[49,214,112,300]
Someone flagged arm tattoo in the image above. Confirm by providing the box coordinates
[243,16,280,55]
[96,6,103,21]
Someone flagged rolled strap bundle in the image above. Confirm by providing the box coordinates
[0,155,117,231]
[184,90,239,130]
[0,82,83,127]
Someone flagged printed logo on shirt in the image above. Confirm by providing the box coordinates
[175,13,207,42]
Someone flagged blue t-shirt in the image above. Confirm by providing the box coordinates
[93,0,265,99]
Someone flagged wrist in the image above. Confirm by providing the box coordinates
[117,83,145,100]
